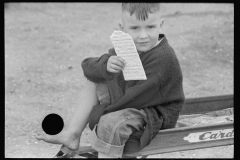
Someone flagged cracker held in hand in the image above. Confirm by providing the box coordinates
[110,30,147,81]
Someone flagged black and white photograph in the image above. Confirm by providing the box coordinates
[5,3,233,158]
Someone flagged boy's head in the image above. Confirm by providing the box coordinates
[119,3,164,54]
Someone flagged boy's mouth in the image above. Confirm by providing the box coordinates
[138,42,148,45]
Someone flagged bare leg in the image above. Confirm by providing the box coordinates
[35,80,99,150]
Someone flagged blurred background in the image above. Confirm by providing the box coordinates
[5,3,233,158]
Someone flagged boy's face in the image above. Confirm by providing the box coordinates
[120,11,163,54]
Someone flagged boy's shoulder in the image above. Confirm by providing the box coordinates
[148,36,177,63]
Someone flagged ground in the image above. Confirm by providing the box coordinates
[5,3,234,158]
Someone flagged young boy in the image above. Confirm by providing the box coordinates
[35,3,185,158]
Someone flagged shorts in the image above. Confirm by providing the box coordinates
[88,82,147,157]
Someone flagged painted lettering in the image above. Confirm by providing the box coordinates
[184,128,233,143]
[226,130,234,137]
[199,132,211,140]
[210,133,219,139]
[219,131,226,138]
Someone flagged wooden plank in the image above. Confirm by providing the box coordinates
[181,94,233,115]
[123,121,233,157]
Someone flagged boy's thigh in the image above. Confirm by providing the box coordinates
[97,108,147,146]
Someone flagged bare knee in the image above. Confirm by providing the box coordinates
[85,79,97,89]
[81,79,97,93]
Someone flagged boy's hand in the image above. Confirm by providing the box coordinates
[107,56,126,73]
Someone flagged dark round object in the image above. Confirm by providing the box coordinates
[42,113,64,135]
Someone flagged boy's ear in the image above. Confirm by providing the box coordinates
[160,18,164,28]
[159,18,164,33]
[113,22,123,31]
[119,22,124,31]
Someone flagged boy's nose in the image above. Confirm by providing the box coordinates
[139,30,148,39]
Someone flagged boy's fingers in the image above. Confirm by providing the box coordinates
[108,68,120,73]
[109,64,122,71]
[116,56,126,65]
[111,58,125,68]
[107,56,126,73]
[109,56,126,66]
[113,60,125,68]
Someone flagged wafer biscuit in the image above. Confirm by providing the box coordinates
[110,30,147,81]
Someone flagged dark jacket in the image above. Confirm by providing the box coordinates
[81,34,185,150]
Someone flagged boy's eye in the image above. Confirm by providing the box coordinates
[147,26,155,29]
[130,27,138,30]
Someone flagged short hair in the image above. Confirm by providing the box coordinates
[122,3,161,21]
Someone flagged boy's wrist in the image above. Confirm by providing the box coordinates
[103,58,115,80]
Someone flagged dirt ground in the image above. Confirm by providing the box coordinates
[5,3,234,158]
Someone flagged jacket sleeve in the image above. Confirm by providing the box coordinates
[88,73,162,130]
[105,46,184,112]
[81,53,115,83]
[104,73,162,113]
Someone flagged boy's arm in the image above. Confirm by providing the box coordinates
[106,48,182,112]
[88,74,162,129]
[105,73,166,113]
[81,52,115,83]
[88,67,184,130]
[88,47,185,130]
